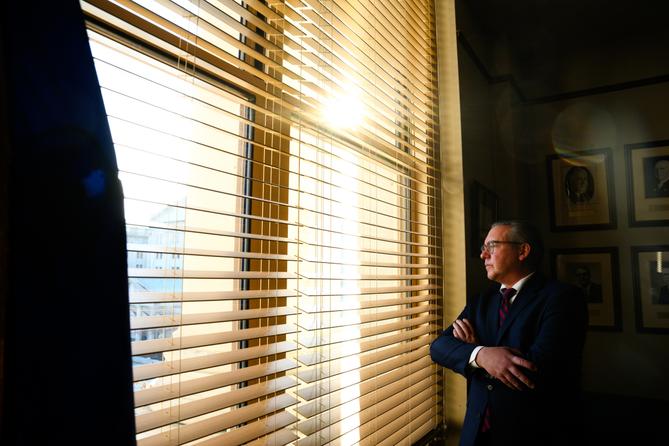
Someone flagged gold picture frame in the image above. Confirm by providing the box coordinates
[547,148,616,231]
[632,245,669,333]
[551,247,622,331]
[625,140,669,227]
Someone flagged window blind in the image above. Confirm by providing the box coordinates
[82,0,443,444]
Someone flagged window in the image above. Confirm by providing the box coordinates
[83,0,443,444]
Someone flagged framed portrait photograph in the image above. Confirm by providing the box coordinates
[546,147,616,231]
[551,247,622,331]
[470,181,499,257]
[631,245,669,333]
[625,140,669,227]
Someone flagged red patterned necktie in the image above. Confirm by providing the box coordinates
[498,287,516,327]
[481,287,517,433]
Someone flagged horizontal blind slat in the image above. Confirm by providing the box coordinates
[298,283,440,297]
[244,428,299,446]
[296,305,438,331]
[127,243,295,261]
[296,293,439,312]
[129,288,296,304]
[131,307,297,330]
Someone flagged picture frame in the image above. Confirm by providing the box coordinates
[631,245,669,334]
[470,181,499,257]
[546,147,617,231]
[551,247,622,331]
[625,140,669,227]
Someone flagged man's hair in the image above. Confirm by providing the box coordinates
[491,220,544,270]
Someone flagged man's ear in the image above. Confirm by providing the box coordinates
[518,243,531,261]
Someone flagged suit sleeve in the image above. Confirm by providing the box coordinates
[429,306,478,376]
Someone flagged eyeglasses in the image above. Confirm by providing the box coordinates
[480,240,524,255]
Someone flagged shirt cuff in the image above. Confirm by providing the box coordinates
[469,346,483,368]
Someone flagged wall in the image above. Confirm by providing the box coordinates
[435,1,470,443]
[517,83,669,401]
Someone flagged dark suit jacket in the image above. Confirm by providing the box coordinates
[658,285,669,304]
[430,273,588,446]
[648,180,669,197]
[655,180,669,196]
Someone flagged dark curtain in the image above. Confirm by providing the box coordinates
[1,1,136,444]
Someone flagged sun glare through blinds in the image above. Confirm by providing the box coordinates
[82,0,443,444]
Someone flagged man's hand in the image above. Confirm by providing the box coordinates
[476,346,537,391]
[452,318,478,344]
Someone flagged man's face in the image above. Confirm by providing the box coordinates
[480,225,523,285]
[655,160,669,182]
[570,168,589,194]
[575,267,590,287]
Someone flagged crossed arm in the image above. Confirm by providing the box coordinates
[453,318,537,391]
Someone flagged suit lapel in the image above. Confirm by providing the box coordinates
[479,286,501,344]
[495,273,545,343]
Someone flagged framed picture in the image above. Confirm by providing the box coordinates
[470,181,499,257]
[546,148,616,231]
[625,140,669,226]
[551,247,622,331]
[631,245,669,333]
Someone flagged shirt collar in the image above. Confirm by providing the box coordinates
[500,272,534,303]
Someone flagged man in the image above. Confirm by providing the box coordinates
[565,165,594,204]
[430,220,588,446]
[574,266,603,303]
[650,158,669,197]
[654,272,669,305]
